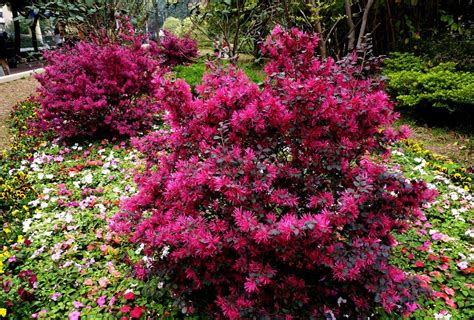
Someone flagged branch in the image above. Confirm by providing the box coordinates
[356,0,374,49]
[344,0,356,51]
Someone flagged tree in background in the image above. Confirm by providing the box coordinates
[0,0,29,54]
[185,0,471,61]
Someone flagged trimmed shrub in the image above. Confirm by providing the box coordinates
[35,27,162,139]
[112,27,436,318]
[162,17,182,35]
[384,53,474,112]
[159,30,199,67]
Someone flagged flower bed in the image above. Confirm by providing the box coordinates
[1,79,473,319]
[1,102,176,319]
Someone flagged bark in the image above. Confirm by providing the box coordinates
[11,4,21,54]
[281,0,292,28]
[31,15,39,52]
[310,0,327,58]
[356,0,374,49]
[344,0,356,51]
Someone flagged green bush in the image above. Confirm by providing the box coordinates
[177,17,211,48]
[384,53,474,112]
[162,17,182,34]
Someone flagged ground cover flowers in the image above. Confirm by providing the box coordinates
[1,102,176,318]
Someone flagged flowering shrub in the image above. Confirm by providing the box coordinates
[112,26,437,318]
[159,30,198,67]
[34,26,162,139]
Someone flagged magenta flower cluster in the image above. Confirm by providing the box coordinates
[112,26,437,318]
[159,30,198,67]
[34,23,197,139]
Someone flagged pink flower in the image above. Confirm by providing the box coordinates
[96,295,106,307]
[457,261,468,270]
[73,301,83,309]
[98,277,109,288]
[68,310,81,320]
[405,302,419,312]
[50,292,61,301]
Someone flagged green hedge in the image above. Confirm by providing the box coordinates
[384,53,474,112]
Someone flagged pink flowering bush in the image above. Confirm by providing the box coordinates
[112,26,437,318]
[34,26,162,139]
[159,30,198,67]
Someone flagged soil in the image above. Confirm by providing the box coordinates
[0,77,38,148]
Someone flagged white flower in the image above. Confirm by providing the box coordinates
[23,219,32,233]
[69,171,77,177]
[38,173,44,180]
[465,229,474,238]
[83,173,93,184]
[457,261,468,270]
[29,199,40,207]
[161,245,170,258]
[434,311,452,320]
[40,202,48,209]
[337,297,347,306]
[135,243,145,254]
[65,213,73,223]
[46,174,54,180]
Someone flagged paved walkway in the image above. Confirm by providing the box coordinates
[0,77,38,148]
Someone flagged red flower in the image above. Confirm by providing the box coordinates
[415,260,425,267]
[120,305,131,313]
[427,254,437,261]
[124,292,135,301]
[130,306,143,319]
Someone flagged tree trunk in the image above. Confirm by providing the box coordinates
[31,15,40,52]
[11,4,21,54]
[356,0,374,49]
[344,0,356,51]
[310,0,327,58]
[281,0,292,28]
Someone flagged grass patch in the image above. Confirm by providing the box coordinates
[174,59,265,88]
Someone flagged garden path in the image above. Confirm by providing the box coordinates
[0,77,38,148]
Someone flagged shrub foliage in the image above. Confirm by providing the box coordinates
[159,30,199,67]
[33,24,194,139]
[35,28,162,139]
[113,27,436,318]
[384,52,474,112]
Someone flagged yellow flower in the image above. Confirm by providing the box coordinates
[464,186,470,192]
[17,235,25,244]
[3,228,11,234]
